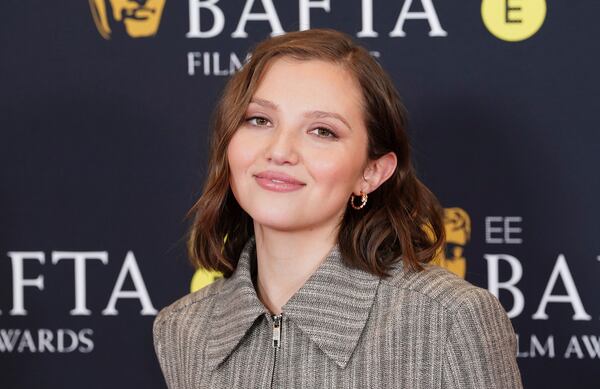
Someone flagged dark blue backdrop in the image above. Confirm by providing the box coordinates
[1,1,599,388]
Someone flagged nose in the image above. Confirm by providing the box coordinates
[264,127,299,165]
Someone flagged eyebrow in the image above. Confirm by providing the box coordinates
[249,97,353,131]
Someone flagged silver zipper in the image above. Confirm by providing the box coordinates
[270,314,282,389]
[272,314,282,348]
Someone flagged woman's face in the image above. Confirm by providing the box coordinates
[227,57,370,233]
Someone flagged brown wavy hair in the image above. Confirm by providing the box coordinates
[186,28,445,278]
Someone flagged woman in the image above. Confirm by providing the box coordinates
[153,28,523,388]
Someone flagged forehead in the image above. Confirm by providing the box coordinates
[251,57,365,122]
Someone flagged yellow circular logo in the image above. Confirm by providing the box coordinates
[190,268,223,293]
[481,0,546,42]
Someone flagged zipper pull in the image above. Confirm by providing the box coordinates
[272,314,282,348]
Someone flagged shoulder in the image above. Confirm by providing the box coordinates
[153,277,225,339]
[381,263,522,387]
[381,262,498,315]
[152,279,227,387]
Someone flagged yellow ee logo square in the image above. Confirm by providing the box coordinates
[481,0,546,42]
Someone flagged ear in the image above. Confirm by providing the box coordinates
[354,152,397,195]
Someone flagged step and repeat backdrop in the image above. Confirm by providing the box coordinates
[1,1,599,388]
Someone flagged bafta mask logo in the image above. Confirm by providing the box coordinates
[435,207,471,279]
[89,0,166,39]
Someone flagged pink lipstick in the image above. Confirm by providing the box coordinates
[253,171,306,192]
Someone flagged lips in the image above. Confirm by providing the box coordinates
[254,171,305,185]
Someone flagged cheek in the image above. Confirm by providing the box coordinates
[306,149,363,191]
[227,131,257,183]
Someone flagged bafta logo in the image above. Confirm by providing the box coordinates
[435,207,471,279]
[89,0,166,39]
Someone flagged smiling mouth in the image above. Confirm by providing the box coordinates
[253,171,305,185]
[253,174,306,192]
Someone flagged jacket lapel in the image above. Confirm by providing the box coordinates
[282,242,381,368]
[206,237,266,370]
[206,236,381,370]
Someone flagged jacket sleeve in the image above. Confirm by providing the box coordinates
[441,287,523,388]
[153,306,180,389]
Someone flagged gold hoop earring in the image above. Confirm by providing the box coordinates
[350,191,368,210]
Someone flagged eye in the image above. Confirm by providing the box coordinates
[309,127,338,139]
[245,116,271,127]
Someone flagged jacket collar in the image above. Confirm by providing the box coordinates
[206,236,381,370]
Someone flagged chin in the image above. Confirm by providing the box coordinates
[250,213,303,232]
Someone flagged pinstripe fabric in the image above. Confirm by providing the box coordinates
[153,236,523,388]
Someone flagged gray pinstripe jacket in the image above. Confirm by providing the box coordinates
[153,236,523,388]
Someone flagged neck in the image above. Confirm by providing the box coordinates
[253,222,338,315]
